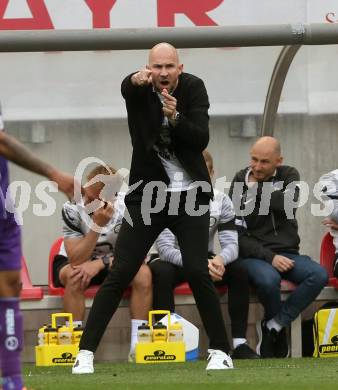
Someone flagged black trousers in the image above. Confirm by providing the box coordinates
[149,259,250,339]
[80,191,231,353]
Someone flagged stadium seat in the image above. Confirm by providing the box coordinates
[320,232,338,288]
[48,237,100,297]
[48,237,131,298]
[48,236,64,295]
[280,279,297,291]
[20,256,43,300]
[174,282,227,295]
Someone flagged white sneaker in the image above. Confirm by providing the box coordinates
[206,349,234,370]
[72,350,94,374]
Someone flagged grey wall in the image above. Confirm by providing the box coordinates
[6,114,338,284]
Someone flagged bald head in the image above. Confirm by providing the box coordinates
[249,137,283,181]
[148,42,179,65]
[251,136,281,157]
[147,42,183,92]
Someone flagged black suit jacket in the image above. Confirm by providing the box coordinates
[121,72,212,203]
[229,165,300,262]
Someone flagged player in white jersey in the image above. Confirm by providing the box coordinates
[53,165,152,362]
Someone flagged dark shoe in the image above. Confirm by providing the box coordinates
[334,254,338,277]
[274,327,289,358]
[231,343,260,359]
[256,320,277,358]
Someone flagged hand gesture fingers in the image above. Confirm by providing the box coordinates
[272,255,294,273]
[210,274,222,282]
[162,106,175,118]
[92,200,114,227]
[161,89,175,101]
[161,89,177,119]
[208,260,224,281]
[70,267,84,284]
[208,261,222,281]
[80,274,91,290]
[209,269,223,282]
[102,200,114,217]
[280,257,294,271]
[132,69,152,86]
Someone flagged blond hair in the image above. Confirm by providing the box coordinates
[87,165,117,182]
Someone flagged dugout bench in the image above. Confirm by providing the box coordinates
[20,233,338,358]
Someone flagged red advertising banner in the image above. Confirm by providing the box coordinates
[0,0,53,30]
[0,0,223,30]
[157,0,222,26]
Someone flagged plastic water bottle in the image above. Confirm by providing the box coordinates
[152,322,167,342]
[46,326,58,345]
[72,325,84,345]
[38,325,48,345]
[57,325,72,344]
[137,323,152,343]
[168,321,183,342]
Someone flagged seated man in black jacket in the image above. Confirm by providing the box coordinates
[229,136,328,358]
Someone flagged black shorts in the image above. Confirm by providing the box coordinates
[53,254,109,288]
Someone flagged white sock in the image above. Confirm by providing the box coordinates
[130,319,147,354]
[233,338,247,349]
[266,318,283,332]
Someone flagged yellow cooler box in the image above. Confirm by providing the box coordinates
[135,310,185,364]
[35,313,81,366]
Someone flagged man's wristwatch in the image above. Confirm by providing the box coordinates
[169,111,180,126]
[101,254,111,271]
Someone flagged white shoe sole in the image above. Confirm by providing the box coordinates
[206,365,233,370]
[72,368,94,375]
[72,361,94,375]
[206,350,234,370]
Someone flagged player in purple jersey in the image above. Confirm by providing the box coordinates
[0,106,77,390]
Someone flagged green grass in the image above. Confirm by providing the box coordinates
[23,358,338,390]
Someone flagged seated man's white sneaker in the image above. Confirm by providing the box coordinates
[72,350,94,374]
[206,349,234,370]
